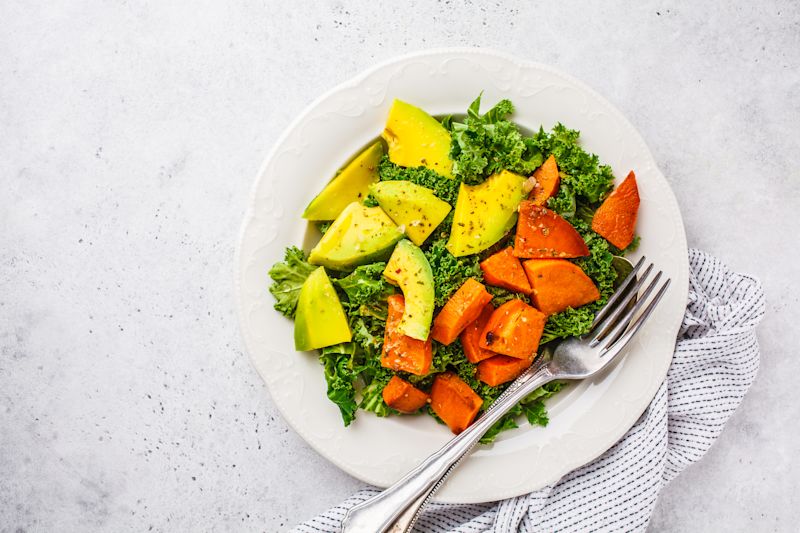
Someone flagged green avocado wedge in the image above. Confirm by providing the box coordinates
[370,181,452,247]
[446,170,527,257]
[308,202,403,271]
[302,142,384,221]
[294,267,351,351]
[381,99,453,178]
[383,239,434,341]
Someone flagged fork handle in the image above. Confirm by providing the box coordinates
[340,363,555,533]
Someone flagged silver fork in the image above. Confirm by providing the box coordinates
[341,257,671,533]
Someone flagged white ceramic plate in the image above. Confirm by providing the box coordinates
[235,48,688,503]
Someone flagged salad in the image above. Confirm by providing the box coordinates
[268,95,640,442]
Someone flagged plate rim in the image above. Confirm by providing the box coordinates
[234,47,689,503]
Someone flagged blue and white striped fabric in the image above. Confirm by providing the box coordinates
[293,250,765,532]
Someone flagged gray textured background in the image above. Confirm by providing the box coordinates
[2,1,799,531]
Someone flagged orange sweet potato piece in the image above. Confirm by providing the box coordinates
[382,375,430,413]
[382,294,432,375]
[591,171,640,249]
[523,259,600,316]
[479,299,546,359]
[514,202,590,259]
[430,372,483,434]
[527,155,560,205]
[477,354,535,386]
[460,303,497,363]
[480,247,532,294]
[431,278,494,345]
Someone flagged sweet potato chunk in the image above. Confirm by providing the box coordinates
[477,354,535,386]
[381,294,432,375]
[382,375,429,413]
[479,299,546,359]
[527,155,560,206]
[523,259,600,316]
[591,171,639,249]
[431,278,494,345]
[460,303,497,363]
[514,202,589,258]
[480,247,532,294]
[430,372,483,434]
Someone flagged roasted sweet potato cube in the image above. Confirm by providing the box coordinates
[514,202,589,259]
[523,259,600,316]
[527,155,560,206]
[460,303,497,363]
[431,278,493,345]
[382,375,429,413]
[477,354,535,386]
[591,171,640,249]
[381,294,432,375]
[479,299,546,359]
[480,247,532,294]
[430,372,483,434]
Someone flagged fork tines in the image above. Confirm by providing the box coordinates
[589,256,672,355]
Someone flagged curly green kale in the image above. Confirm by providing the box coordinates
[362,194,379,208]
[318,343,359,426]
[480,382,565,444]
[424,237,483,307]
[448,94,544,185]
[316,221,333,235]
[358,367,394,417]
[334,262,395,309]
[532,124,615,215]
[268,246,316,318]
[378,156,460,206]
[336,266,397,418]
[350,314,395,417]
[487,285,531,307]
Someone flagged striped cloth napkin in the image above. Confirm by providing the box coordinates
[293,249,765,532]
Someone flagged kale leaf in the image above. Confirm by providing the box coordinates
[316,221,332,235]
[378,156,460,206]
[487,285,531,307]
[358,367,394,417]
[479,381,565,444]
[268,246,316,318]
[449,94,544,185]
[532,123,615,211]
[334,262,395,309]
[319,343,359,426]
[362,194,379,208]
[350,314,394,417]
[424,237,483,307]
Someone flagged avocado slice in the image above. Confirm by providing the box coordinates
[308,202,403,271]
[381,99,454,178]
[294,266,351,351]
[383,239,434,341]
[370,181,452,247]
[303,142,383,221]
[446,170,527,257]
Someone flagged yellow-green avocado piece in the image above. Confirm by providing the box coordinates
[309,202,403,271]
[446,170,527,257]
[302,142,384,221]
[382,239,434,341]
[294,266,351,351]
[369,181,451,247]
[381,99,454,178]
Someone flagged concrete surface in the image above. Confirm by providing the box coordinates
[1,1,798,531]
